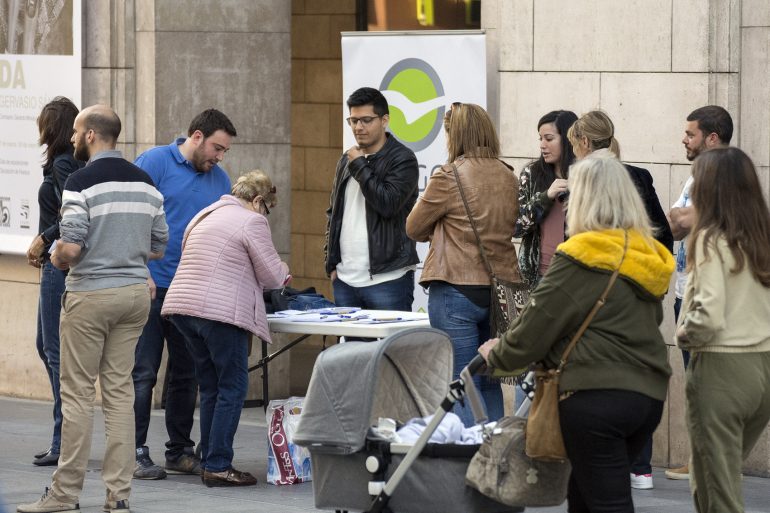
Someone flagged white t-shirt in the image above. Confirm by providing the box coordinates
[335,176,413,287]
[672,176,693,299]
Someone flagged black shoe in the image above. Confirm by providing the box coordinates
[133,446,166,480]
[33,446,52,460]
[33,450,60,466]
[165,453,202,475]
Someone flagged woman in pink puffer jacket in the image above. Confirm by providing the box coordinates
[163,170,288,487]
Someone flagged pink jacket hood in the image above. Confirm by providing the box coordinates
[162,195,286,342]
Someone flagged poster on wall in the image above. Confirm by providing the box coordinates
[0,0,81,255]
[341,30,486,312]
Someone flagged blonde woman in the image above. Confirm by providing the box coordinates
[567,110,673,253]
[479,155,674,512]
[406,103,520,427]
[568,110,674,489]
[163,171,289,487]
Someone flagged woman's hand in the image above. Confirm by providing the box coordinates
[546,178,569,200]
[478,338,500,363]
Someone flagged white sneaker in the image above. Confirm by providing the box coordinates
[630,473,653,490]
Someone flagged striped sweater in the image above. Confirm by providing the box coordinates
[59,151,169,291]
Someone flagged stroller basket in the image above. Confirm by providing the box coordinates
[294,327,522,513]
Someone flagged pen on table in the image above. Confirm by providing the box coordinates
[281,274,292,295]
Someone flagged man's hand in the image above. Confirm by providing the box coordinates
[51,240,81,271]
[669,206,695,241]
[345,146,365,162]
[478,338,500,363]
[26,234,45,268]
[330,270,337,282]
[147,275,157,300]
[50,244,69,271]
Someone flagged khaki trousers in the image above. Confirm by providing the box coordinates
[686,351,770,513]
[52,284,150,503]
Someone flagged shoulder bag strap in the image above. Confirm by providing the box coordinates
[556,230,630,373]
[451,163,495,280]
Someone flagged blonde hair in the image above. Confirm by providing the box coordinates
[231,170,277,207]
[444,103,500,162]
[566,153,652,238]
[567,110,621,159]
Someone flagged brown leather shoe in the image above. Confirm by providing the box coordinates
[202,468,257,487]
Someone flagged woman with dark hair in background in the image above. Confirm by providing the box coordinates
[515,110,578,290]
[407,103,520,427]
[676,147,770,513]
[25,96,83,467]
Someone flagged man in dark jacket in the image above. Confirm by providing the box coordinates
[324,87,419,311]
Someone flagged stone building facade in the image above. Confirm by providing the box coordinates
[1,0,768,474]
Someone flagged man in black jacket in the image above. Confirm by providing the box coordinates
[324,87,419,311]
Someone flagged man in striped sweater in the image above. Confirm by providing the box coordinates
[19,105,168,513]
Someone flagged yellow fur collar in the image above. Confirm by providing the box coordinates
[557,229,674,297]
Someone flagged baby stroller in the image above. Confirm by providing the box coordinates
[293,327,523,513]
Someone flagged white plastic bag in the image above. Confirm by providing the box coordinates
[266,396,312,485]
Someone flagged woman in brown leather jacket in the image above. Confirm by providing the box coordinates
[406,103,520,427]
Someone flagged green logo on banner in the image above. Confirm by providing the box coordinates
[380,58,445,152]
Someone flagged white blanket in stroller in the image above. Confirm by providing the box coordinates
[395,413,484,445]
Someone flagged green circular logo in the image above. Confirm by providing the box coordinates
[380,58,445,152]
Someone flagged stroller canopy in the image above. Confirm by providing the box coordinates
[294,327,453,454]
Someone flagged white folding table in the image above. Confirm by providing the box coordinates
[249,310,431,409]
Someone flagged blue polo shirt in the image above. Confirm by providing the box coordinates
[135,138,231,288]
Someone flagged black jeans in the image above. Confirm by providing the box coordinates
[132,287,198,459]
[560,389,664,513]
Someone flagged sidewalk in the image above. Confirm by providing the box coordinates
[1,397,767,513]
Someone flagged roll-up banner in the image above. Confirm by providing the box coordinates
[341,30,486,312]
[0,0,82,254]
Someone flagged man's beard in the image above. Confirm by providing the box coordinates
[74,141,89,162]
[687,142,707,162]
[191,146,213,172]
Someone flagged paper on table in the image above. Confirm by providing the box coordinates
[288,313,369,323]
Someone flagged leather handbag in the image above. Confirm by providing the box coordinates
[525,232,629,462]
[465,416,570,507]
[452,164,529,337]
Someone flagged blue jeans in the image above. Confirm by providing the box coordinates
[168,315,249,472]
[35,262,66,453]
[428,281,504,427]
[132,287,198,459]
[332,271,414,311]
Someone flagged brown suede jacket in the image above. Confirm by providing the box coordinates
[406,155,521,287]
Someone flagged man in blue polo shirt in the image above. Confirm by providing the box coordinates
[131,109,236,480]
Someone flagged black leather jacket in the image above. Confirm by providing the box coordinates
[325,134,420,277]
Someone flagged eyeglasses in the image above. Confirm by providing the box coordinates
[261,200,270,216]
[346,116,381,127]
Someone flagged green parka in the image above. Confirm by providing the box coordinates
[488,229,675,401]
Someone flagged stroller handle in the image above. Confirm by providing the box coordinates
[467,354,487,376]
